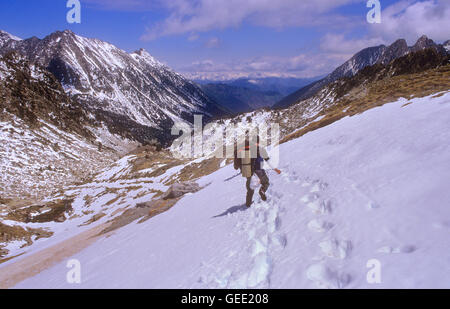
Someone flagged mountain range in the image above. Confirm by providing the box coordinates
[0,29,230,145]
[274,35,450,109]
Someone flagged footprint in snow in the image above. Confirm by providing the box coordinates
[307,199,332,215]
[301,181,312,188]
[301,193,320,203]
[307,219,334,233]
[366,201,380,210]
[377,245,416,254]
[282,171,300,183]
[432,221,450,229]
[247,253,272,288]
[306,263,351,289]
[319,238,352,260]
[270,233,288,249]
[310,181,328,193]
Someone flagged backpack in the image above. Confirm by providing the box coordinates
[240,148,254,178]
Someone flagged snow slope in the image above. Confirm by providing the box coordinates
[10,92,450,288]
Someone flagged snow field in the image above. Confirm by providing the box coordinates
[8,92,450,288]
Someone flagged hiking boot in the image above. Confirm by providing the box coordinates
[259,190,267,201]
[246,190,254,207]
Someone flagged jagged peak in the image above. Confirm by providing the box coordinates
[416,34,430,42]
[389,39,408,48]
[45,29,76,40]
[132,48,153,58]
[351,44,386,59]
[412,35,436,49]
[0,30,22,41]
[131,48,165,68]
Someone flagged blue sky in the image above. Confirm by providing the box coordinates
[1,0,449,80]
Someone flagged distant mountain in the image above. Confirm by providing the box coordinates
[199,83,253,114]
[200,83,288,113]
[197,76,320,113]
[0,30,231,144]
[226,77,321,96]
[274,35,449,109]
[197,77,320,96]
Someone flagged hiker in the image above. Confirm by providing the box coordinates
[234,135,270,207]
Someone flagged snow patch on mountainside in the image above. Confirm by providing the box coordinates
[0,114,119,200]
[0,30,21,46]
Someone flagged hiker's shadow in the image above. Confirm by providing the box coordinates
[212,204,247,218]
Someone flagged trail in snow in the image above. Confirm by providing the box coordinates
[197,184,286,288]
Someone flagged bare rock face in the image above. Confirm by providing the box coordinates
[379,39,409,64]
[162,182,202,200]
[443,40,450,54]
[411,35,437,53]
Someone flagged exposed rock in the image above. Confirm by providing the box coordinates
[55,214,66,223]
[162,182,201,200]
[0,247,8,258]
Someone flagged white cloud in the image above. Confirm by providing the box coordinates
[180,53,346,80]
[85,0,450,80]
[320,33,386,57]
[369,0,450,44]
[140,0,361,40]
[320,0,450,65]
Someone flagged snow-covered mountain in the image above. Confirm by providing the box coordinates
[0,29,233,200]
[0,52,134,201]
[0,30,230,138]
[274,35,449,109]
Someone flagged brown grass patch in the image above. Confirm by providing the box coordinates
[0,222,53,258]
[164,158,223,186]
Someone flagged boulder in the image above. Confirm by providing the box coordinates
[162,182,201,200]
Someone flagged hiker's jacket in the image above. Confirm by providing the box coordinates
[233,141,269,177]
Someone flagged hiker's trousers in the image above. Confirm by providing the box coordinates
[246,169,270,200]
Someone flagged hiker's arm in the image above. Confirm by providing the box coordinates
[234,158,240,170]
[260,147,270,161]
